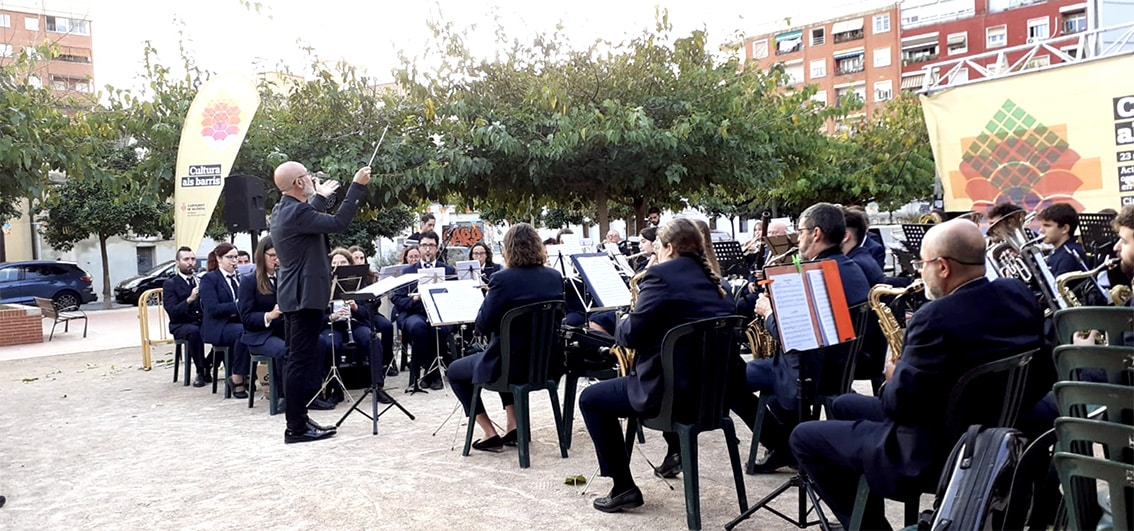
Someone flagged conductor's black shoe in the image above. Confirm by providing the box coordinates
[375,390,394,404]
[309,398,336,410]
[192,374,207,388]
[749,448,796,474]
[654,452,682,478]
[307,419,337,432]
[284,426,335,444]
[593,486,644,513]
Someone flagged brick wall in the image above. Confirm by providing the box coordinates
[0,304,43,347]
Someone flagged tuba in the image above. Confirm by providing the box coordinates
[986,210,1068,314]
[868,281,924,363]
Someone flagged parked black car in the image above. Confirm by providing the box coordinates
[0,261,98,309]
[113,259,205,306]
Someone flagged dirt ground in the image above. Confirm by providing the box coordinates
[0,345,918,530]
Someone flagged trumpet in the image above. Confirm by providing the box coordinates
[868,281,924,363]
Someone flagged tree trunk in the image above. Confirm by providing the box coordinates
[100,235,112,309]
[596,187,609,239]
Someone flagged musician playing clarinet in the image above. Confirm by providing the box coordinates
[447,224,563,452]
[390,231,456,390]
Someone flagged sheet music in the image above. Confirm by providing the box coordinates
[806,270,838,346]
[545,245,565,267]
[572,254,632,309]
[579,238,594,252]
[559,233,585,256]
[421,281,484,325]
[613,253,635,277]
[378,264,409,280]
[348,273,421,299]
[417,267,445,288]
[767,271,819,352]
[455,260,483,287]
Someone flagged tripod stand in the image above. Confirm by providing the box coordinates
[310,266,368,408]
[335,298,415,434]
[725,349,832,531]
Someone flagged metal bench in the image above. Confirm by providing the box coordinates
[34,297,88,341]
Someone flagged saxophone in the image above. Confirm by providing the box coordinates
[612,254,656,376]
[868,281,924,363]
[744,314,777,359]
[1055,257,1118,307]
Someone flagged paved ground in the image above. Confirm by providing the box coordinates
[0,310,920,530]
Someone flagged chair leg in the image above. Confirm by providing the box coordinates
[49,321,58,341]
[182,344,192,386]
[462,385,481,457]
[904,499,919,527]
[223,348,232,399]
[173,342,181,383]
[211,348,220,394]
[514,386,532,469]
[248,360,258,409]
[679,427,702,530]
[849,475,871,531]
[561,374,580,450]
[546,382,568,458]
[721,417,749,513]
[81,317,87,338]
[268,359,279,415]
[747,394,769,474]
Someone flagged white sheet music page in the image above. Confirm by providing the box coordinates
[767,271,819,352]
[805,269,838,346]
[429,282,484,325]
[573,254,632,309]
[420,285,446,324]
[455,260,482,287]
[417,267,445,288]
[559,233,584,256]
[357,273,420,297]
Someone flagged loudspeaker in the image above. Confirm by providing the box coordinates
[223,175,267,232]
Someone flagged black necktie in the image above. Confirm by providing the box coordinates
[187,276,195,289]
[228,275,239,300]
[270,276,277,292]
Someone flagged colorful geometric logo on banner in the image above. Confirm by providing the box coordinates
[200,98,243,144]
[953,100,1101,211]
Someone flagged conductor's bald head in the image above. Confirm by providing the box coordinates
[920,219,987,299]
[274,161,313,200]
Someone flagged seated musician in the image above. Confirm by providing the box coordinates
[321,249,383,401]
[390,245,421,347]
[1117,205,1134,314]
[790,219,1044,529]
[237,236,287,408]
[448,223,563,451]
[162,246,209,388]
[199,243,251,399]
[842,209,886,286]
[1037,202,1089,278]
[745,203,869,473]
[406,213,435,244]
[629,227,657,273]
[578,218,734,513]
[468,242,499,281]
[842,209,892,392]
[390,231,455,390]
[350,244,397,379]
[846,205,886,269]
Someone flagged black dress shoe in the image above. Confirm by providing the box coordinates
[429,378,444,391]
[307,419,337,432]
[192,374,207,388]
[229,379,249,399]
[386,365,399,377]
[654,452,682,478]
[749,448,797,474]
[472,435,504,452]
[375,390,393,404]
[501,430,517,447]
[201,372,213,384]
[284,426,335,444]
[593,486,644,513]
[309,398,336,410]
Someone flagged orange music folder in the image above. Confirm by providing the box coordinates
[763,259,856,352]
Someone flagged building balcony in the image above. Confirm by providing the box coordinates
[833,29,864,44]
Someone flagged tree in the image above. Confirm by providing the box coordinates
[842,92,936,211]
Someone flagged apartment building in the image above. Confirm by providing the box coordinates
[0,1,94,98]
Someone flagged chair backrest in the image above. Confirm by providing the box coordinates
[648,315,745,432]
[497,300,565,386]
[1053,345,1134,386]
[943,348,1037,440]
[832,302,873,396]
[1053,381,1134,425]
[1052,453,1134,531]
[33,297,58,317]
[1054,417,1134,462]
[138,288,171,370]
[1052,306,1134,346]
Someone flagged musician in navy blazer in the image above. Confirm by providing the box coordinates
[745,203,870,473]
[163,246,209,387]
[447,224,564,450]
[199,242,251,398]
[270,162,369,443]
[238,237,286,397]
[390,230,456,390]
[791,219,1044,529]
[579,218,734,513]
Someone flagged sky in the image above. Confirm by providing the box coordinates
[77,0,886,93]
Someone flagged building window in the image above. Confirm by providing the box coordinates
[752,39,769,59]
[23,46,39,60]
[784,62,805,85]
[1027,17,1049,41]
[24,16,38,31]
[45,16,90,35]
[57,53,91,63]
[874,80,894,102]
[776,30,804,55]
[835,52,866,74]
[811,28,825,46]
[874,46,891,67]
[949,68,970,84]
[901,36,939,65]
[28,76,42,89]
[1063,11,1086,34]
[832,18,866,43]
[836,86,867,107]
[987,25,1008,48]
[810,59,827,79]
[811,90,828,105]
[0,44,11,57]
[0,14,10,28]
[1060,45,1080,59]
[873,14,891,34]
[49,75,91,93]
[947,32,967,55]
[1025,55,1050,69]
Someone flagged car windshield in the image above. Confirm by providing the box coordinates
[145,261,174,276]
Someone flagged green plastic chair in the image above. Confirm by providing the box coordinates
[1052,453,1134,530]
[1052,345,1134,385]
[1052,306,1134,346]
[248,354,280,415]
[209,345,232,398]
[1053,381,1134,424]
[626,316,748,531]
[461,300,567,469]
[1054,417,1134,461]
[172,339,191,386]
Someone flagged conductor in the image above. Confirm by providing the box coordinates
[271,161,371,444]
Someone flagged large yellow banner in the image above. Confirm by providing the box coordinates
[921,55,1134,214]
[173,73,260,249]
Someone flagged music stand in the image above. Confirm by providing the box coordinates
[1078,212,1118,265]
[713,240,747,278]
[899,224,932,256]
[310,264,370,410]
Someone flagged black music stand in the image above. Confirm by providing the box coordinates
[1078,212,1118,266]
[714,240,747,278]
[310,265,370,408]
[899,224,932,256]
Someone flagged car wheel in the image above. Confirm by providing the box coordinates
[53,291,81,311]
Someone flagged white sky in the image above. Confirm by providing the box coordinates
[76,0,882,93]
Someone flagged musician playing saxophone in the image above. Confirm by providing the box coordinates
[578,218,733,513]
[1036,203,1089,278]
